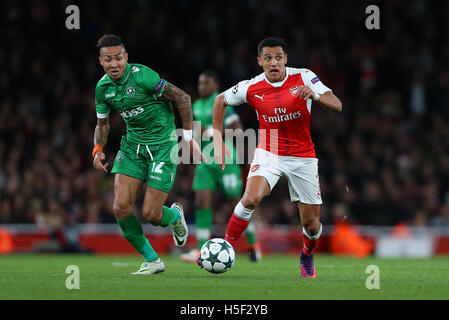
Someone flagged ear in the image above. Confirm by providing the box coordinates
[284,53,288,65]
[124,52,129,62]
[257,56,262,67]
[98,56,103,66]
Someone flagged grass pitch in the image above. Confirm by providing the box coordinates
[0,253,448,300]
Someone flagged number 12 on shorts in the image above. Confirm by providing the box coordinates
[151,162,164,174]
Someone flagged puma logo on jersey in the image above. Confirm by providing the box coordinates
[254,94,265,102]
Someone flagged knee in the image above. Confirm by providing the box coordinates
[142,207,163,225]
[302,217,321,236]
[241,193,263,210]
[113,201,132,220]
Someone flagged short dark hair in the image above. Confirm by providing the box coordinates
[201,70,220,84]
[97,34,125,51]
[257,37,287,56]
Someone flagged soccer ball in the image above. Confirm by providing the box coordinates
[198,238,235,274]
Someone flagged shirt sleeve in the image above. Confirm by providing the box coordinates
[302,69,332,95]
[223,80,249,106]
[95,85,110,119]
[139,66,168,97]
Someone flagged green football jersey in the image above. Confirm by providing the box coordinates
[95,63,176,145]
[192,91,239,164]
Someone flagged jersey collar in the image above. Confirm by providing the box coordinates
[109,63,131,85]
[263,67,289,87]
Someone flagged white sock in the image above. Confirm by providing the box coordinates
[234,201,254,221]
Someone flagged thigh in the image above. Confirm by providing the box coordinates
[113,173,144,219]
[111,139,148,182]
[146,141,178,193]
[247,148,282,195]
[284,158,322,205]
[241,175,271,209]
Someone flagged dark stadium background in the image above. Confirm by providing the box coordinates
[0,0,448,254]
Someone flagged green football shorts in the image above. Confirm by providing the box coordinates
[192,162,243,198]
[111,136,178,193]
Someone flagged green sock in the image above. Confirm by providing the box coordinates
[139,240,158,262]
[245,220,257,246]
[196,208,212,250]
[117,213,158,262]
[159,206,180,227]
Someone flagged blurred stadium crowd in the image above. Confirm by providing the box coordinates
[1,0,449,230]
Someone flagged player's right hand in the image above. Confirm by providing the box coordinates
[298,85,314,100]
[93,152,109,173]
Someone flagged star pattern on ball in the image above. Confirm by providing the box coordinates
[207,252,221,264]
[222,256,233,269]
[221,241,232,251]
[199,238,235,273]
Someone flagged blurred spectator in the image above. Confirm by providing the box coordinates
[430,204,449,227]
[329,203,373,257]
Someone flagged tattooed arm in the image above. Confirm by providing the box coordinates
[94,117,110,147]
[162,82,193,130]
[162,82,207,164]
[92,117,110,172]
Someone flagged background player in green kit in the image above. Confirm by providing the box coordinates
[92,34,206,275]
[180,70,261,263]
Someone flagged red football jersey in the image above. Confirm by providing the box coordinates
[224,67,331,158]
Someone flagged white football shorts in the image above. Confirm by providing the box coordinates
[247,148,322,204]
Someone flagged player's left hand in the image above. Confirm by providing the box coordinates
[298,85,315,100]
[190,138,208,165]
[212,136,232,171]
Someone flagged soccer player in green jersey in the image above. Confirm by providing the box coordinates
[180,70,261,263]
[92,34,206,274]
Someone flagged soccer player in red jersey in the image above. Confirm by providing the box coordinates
[212,37,342,278]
